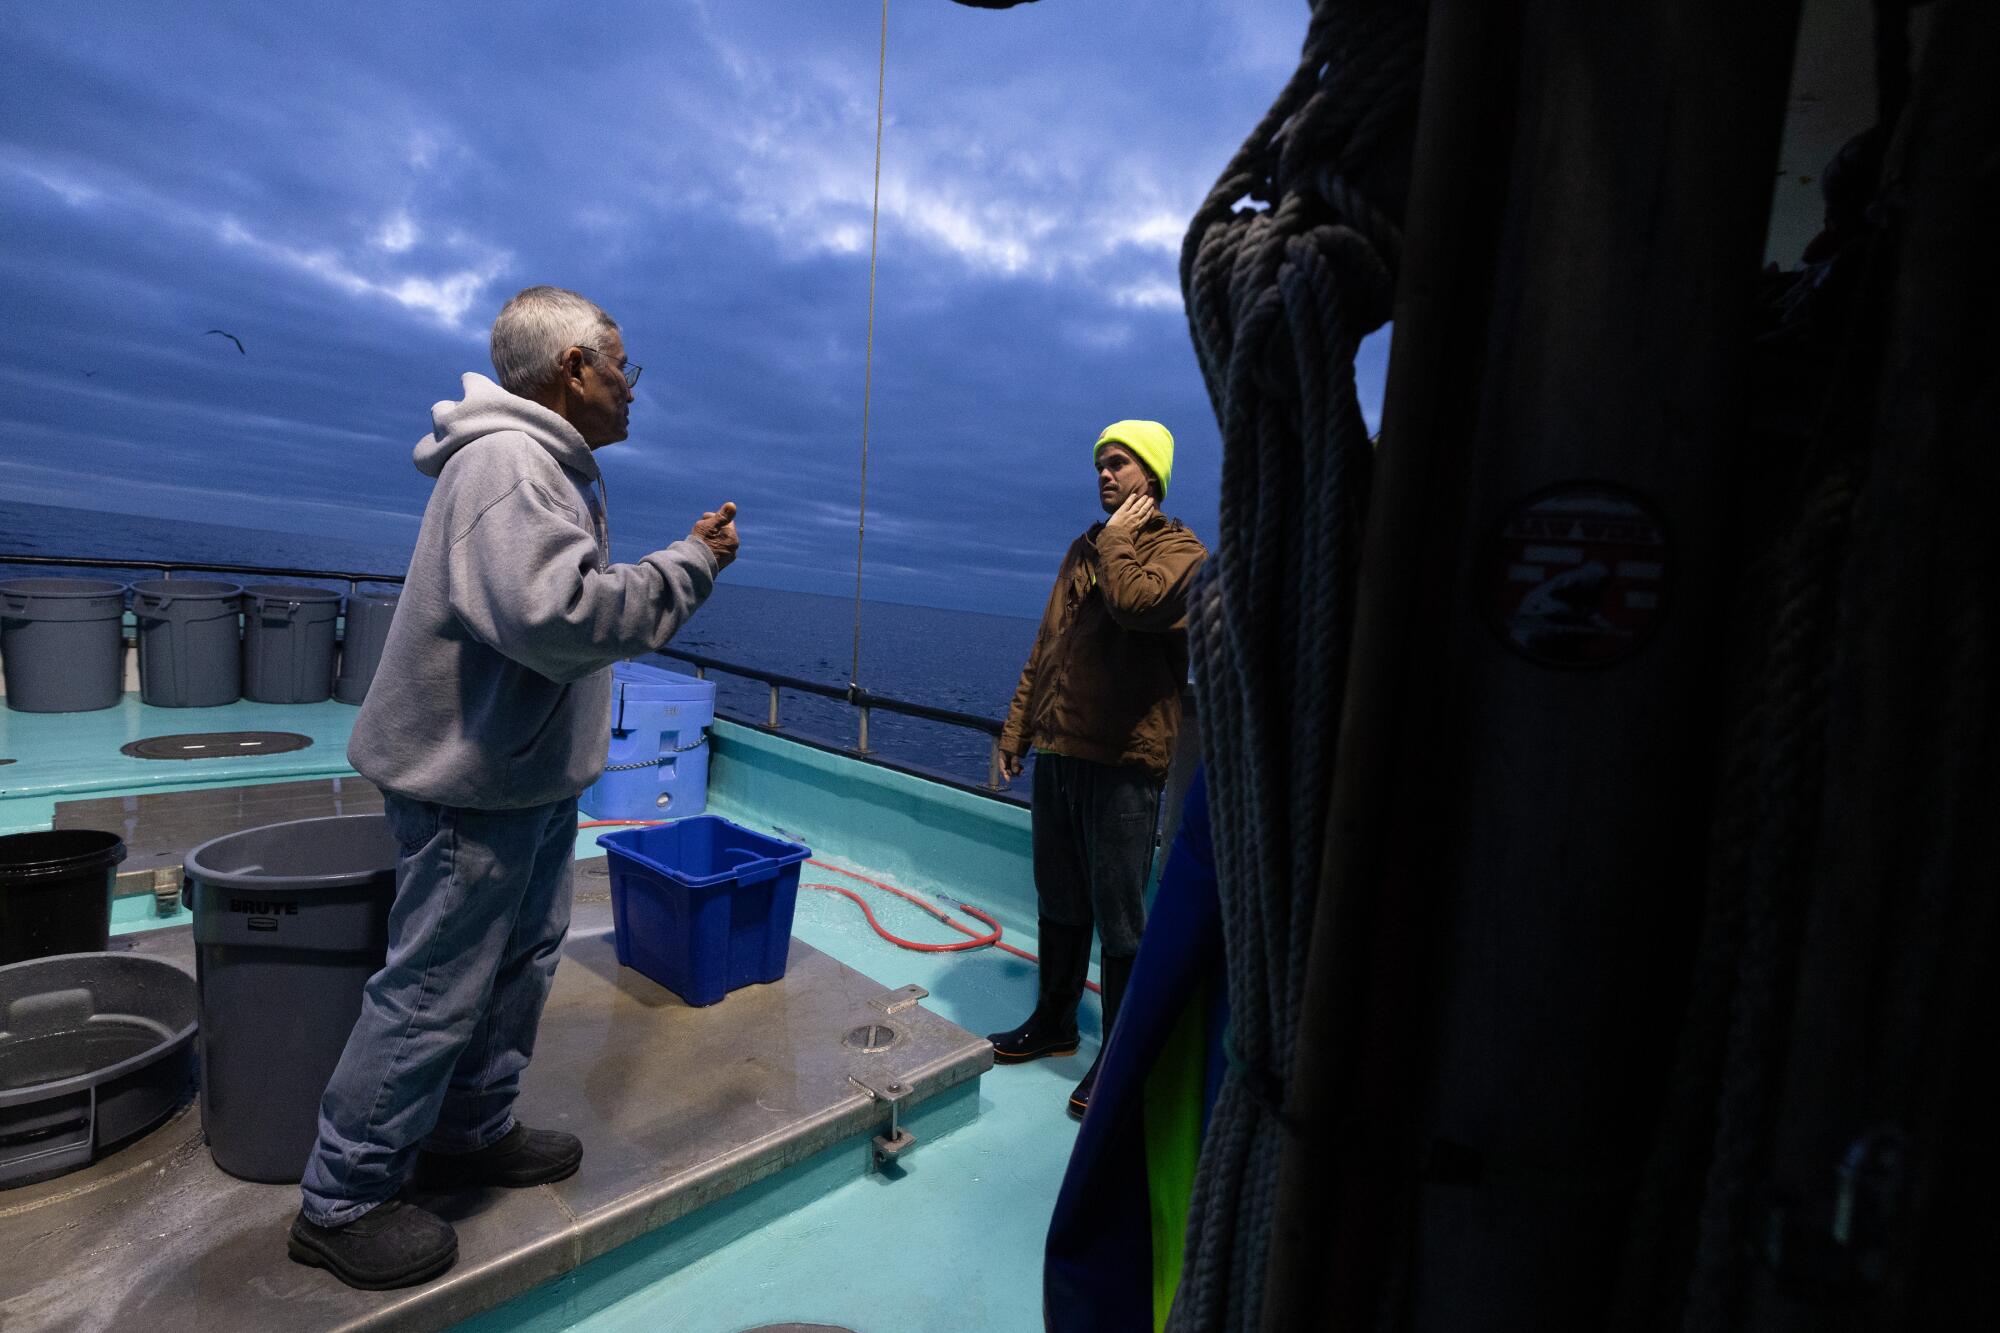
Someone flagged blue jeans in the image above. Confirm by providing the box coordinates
[299,792,577,1226]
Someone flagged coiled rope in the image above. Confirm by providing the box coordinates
[1167,3,1424,1329]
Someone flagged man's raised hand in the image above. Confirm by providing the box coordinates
[1103,492,1157,533]
[691,501,739,571]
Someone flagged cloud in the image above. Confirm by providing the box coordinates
[0,0,1366,616]
[1109,213,1188,254]
[715,126,1186,295]
[215,218,507,329]
[1110,280,1183,312]
[6,140,508,333]
[406,132,441,171]
[9,160,104,208]
[374,211,419,253]
[615,10,1215,309]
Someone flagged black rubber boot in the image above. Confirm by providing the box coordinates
[413,1122,583,1190]
[288,1200,458,1290]
[1068,952,1135,1121]
[989,920,1092,1063]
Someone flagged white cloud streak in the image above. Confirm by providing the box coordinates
[214,219,505,331]
[635,14,1199,305]
[6,147,507,333]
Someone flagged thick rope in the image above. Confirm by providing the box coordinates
[1608,28,1913,1314]
[1674,16,1995,1317]
[1682,457,1860,1330]
[850,0,889,689]
[1604,549,1778,1330]
[1166,3,1423,1328]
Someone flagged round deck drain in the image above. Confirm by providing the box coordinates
[842,1022,902,1053]
[573,858,612,904]
[121,731,314,761]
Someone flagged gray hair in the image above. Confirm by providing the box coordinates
[489,286,619,396]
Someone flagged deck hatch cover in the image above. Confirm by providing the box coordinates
[843,1023,903,1053]
[120,732,314,761]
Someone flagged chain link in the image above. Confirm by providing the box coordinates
[599,735,708,772]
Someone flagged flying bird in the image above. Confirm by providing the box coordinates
[203,329,246,355]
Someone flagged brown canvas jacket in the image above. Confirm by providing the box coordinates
[1001,515,1208,782]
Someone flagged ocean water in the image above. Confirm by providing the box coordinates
[0,499,1039,789]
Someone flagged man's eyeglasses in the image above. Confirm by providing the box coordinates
[578,345,642,388]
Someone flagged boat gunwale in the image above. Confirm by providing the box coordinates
[0,552,1031,807]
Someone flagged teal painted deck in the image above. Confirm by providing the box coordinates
[0,696,364,835]
[2,703,1090,1333]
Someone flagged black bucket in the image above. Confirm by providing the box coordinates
[0,831,127,967]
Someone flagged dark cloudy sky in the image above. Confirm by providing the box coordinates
[2,1,1386,616]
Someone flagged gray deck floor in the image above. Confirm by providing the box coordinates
[0,902,990,1332]
[55,775,387,905]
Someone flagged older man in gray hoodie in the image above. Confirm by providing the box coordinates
[288,286,737,1290]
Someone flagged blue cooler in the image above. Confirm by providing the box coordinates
[597,817,812,1006]
[582,661,717,819]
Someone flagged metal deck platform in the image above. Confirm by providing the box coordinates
[0,902,991,1332]
[55,775,387,905]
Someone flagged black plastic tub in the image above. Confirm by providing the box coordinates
[0,829,127,967]
[0,952,198,1189]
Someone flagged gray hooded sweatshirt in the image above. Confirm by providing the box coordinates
[348,372,717,809]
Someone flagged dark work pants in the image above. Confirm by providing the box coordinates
[1031,753,1160,958]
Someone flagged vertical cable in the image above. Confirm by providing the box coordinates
[851,0,889,690]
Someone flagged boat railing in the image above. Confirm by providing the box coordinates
[0,553,400,596]
[650,647,1010,789]
[0,553,1022,796]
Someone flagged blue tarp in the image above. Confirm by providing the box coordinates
[1045,769,1228,1331]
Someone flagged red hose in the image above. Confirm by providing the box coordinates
[578,819,1098,993]
[804,881,1000,952]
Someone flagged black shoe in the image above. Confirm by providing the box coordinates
[288,1200,457,1291]
[1067,954,1134,1121]
[413,1123,583,1190]
[1067,1053,1101,1120]
[989,1010,1082,1063]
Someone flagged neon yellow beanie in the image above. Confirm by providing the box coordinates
[1094,420,1176,499]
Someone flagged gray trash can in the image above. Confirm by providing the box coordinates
[334,590,399,705]
[242,583,339,704]
[182,814,397,1182]
[0,578,126,714]
[132,579,243,708]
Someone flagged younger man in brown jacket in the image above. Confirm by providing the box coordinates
[990,419,1207,1118]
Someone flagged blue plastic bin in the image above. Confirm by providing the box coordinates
[580,661,717,820]
[597,817,811,1007]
